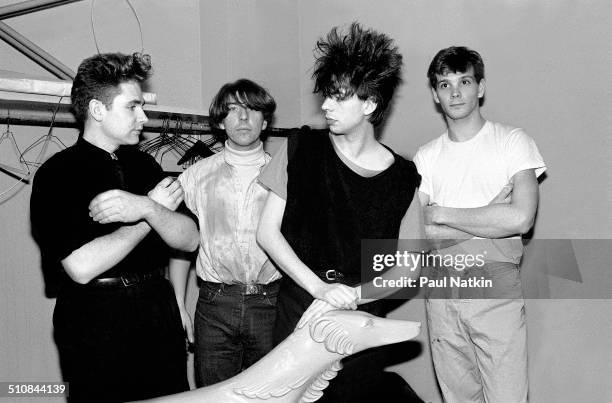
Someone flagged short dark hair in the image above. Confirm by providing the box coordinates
[208,78,276,142]
[71,52,152,127]
[312,22,403,126]
[427,46,485,88]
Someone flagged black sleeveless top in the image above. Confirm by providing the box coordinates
[280,128,421,284]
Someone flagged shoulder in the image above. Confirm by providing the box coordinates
[34,145,77,177]
[287,126,328,160]
[181,151,223,179]
[391,154,421,186]
[416,133,445,157]
[488,121,528,141]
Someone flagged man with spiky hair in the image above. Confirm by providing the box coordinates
[258,23,423,401]
[31,53,196,402]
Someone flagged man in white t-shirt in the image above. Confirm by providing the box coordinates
[414,46,546,402]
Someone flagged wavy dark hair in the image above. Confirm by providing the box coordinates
[71,52,152,127]
[209,78,276,142]
[427,46,485,88]
[312,22,403,126]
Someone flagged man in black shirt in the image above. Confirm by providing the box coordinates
[30,53,198,402]
[257,23,423,402]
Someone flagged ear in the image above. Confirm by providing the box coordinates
[477,79,486,99]
[261,119,268,131]
[218,122,225,130]
[363,98,377,116]
[431,87,440,104]
[88,99,106,122]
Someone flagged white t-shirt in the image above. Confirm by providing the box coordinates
[414,121,546,263]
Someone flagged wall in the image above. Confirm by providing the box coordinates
[1,1,611,402]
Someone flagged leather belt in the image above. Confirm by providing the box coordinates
[202,280,280,295]
[91,270,163,287]
[314,269,346,282]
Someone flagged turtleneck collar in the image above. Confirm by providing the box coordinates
[223,140,266,167]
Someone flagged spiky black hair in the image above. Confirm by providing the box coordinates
[312,22,403,126]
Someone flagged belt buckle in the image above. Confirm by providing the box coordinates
[245,284,259,295]
[121,276,134,287]
[325,269,337,281]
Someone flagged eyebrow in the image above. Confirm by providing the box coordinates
[126,98,145,106]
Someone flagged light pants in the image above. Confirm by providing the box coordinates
[426,298,528,403]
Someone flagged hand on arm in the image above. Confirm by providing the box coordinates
[424,169,538,238]
[89,177,199,252]
[422,183,514,248]
[168,256,194,344]
[257,191,358,311]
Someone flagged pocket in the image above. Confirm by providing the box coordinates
[484,262,522,299]
[262,292,278,307]
[199,284,222,304]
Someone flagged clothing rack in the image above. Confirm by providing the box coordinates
[0,98,291,136]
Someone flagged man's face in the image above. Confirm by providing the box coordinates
[432,66,485,121]
[100,80,148,148]
[220,97,267,151]
[321,93,373,135]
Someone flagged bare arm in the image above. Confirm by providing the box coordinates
[256,191,358,309]
[62,222,151,284]
[168,256,194,344]
[424,169,538,238]
[421,183,514,248]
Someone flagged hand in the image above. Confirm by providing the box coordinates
[312,282,358,310]
[148,177,184,211]
[178,305,194,345]
[488,182,513,205]
[296,299,336,329]
[89,189,149,224]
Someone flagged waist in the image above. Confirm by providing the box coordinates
[313,269,361,285]
[88,270,164,288]
[201,280,280,295]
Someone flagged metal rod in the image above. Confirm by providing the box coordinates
[0,22,74,79]
[0,0,83,20]
[0,100,213,134]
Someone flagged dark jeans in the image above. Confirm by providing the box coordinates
[53,278,189,403]
[194,281,279,387]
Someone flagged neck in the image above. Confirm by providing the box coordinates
[224,140,265,166]
[82,125,118,153]
[446,111,486,142]
[330,124,377,159]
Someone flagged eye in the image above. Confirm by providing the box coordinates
[438,82,448,89]
[462,79,472,85]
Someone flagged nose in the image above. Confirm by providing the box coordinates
[138,108,148,124]
[321,97,333,111]
[238,105,248,120]
[450,85,461,98]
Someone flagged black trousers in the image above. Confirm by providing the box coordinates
[53,278,189,402]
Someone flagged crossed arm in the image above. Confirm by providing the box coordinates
[421,169,539,248]
[62,177,199,284]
